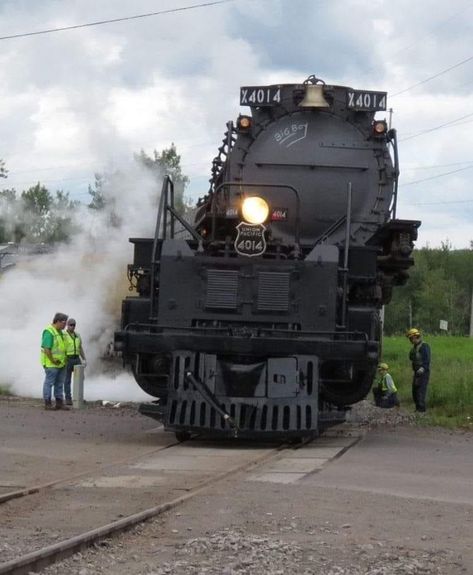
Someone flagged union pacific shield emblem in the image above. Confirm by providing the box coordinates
[235,222,267,257]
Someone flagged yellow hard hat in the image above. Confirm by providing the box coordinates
[378,362,389,370]
[406,327,421,338]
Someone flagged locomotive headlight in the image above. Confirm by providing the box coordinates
[241,196,269,224]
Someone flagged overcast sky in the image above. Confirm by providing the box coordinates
[1,0,473,248]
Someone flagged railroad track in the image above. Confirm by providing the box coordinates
[0,430,361,575]
[0,438,179,505]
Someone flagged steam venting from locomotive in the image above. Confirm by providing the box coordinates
[115,75,420,439]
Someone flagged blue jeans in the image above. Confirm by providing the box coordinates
[64,357,82,400]
[43,367,66,401]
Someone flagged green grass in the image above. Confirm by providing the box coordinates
[0,385,11,396]
[381,336,473,429]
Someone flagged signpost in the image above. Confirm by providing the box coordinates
[73,364,85,409]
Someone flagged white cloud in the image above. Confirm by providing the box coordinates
[31,89,83,154]
[1,1,471,241]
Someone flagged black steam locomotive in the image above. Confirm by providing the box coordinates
[114,75,420,440]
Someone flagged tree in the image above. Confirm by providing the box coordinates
[0,159,7,179]
[0,189,19,243]
[87,173,107,210]
[15,184,79,243]
[87,171,122,227]
[46,190,81,243]
[384,245,473,335]
[21,183,52,215]
[88,144,190,217]
[414,267,466,334]
[135,144,189,214]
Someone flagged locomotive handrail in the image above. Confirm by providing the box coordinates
[340,182,352,329]
[211,181,302,250]
[389,129,399,219]
[167,204,203,242]
[150,177,171,319]
[254,161,368,170]
[153,178,167,242]
[150,176,203,319]
[122,322,369,341]
[153,176,203,243]
[313,214,346,246]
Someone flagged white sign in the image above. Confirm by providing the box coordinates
[439,320,448,331]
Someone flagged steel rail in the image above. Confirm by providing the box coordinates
[0,436,178,505]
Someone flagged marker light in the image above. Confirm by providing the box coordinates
[372,120,387,137]
[241,196,269,224]
[237,115,252,132]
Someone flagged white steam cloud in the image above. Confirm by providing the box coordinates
[0,158,162,402]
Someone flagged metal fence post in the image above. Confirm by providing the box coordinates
[72,364,85,409]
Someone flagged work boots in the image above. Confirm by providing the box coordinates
[44,399,54,410]
[55,398,70,411]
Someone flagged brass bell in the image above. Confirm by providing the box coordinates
[298,84,330,108]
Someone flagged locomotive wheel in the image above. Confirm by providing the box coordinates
[175,431,191,442]
[135,377,161,398]
[131,355,169,399]
[320,365,374,406]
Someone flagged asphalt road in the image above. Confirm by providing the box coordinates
[305,426,473,505]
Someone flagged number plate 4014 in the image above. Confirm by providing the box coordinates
[240,86,281,107]
[346,90,387,111]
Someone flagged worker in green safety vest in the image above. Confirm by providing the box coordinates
[40,312,69,410]
[63,318,87,405]
[373,362,400,409]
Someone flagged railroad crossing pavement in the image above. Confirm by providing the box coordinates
[76,444,277,489]
[247,433,360,483]
[303,426,473,505]
[245,425,473,504]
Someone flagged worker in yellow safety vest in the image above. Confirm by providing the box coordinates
[63,318,87,405]
[40,312,69,410]
[373,363,400,409]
